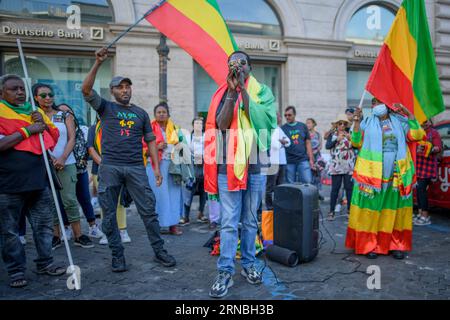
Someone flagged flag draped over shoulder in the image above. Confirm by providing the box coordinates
[0,100,59,154]
[146,0,277,194]
[366,0,444,123]
[146,0,238,85]
[204,76,277,195]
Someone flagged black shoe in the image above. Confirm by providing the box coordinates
[366,252,378,259]
[52,236,62,250]
[112,256,127,272]
[154,250,176,267]
[318,195,325,201]
[74,235,94,248]
[391,250,405,260]
[37,263,66,276]
[241,265,262,285]
[209,271,234,298]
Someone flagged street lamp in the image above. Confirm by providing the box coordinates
[157,33,170,102]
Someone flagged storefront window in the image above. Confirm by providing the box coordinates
[347,67,374,113]
[194,61,281,117]
[0,0,113,24]
[346,4,396,45]
[217,0,282,36]
[4,54,112,125]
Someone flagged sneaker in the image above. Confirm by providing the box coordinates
[112,256,127,272]
[209,222,218,230]
[19,236,26,245]
[197,214,209,224]
[74,235,94,248]
[327,212,335,221]
[209,271,234,298]
[179,217,190,226]
[61,227,73,242]
[120,229,131,243]
[154,250,176,267]
[414,216,431,226]
[99,234,108,245]
[241,265,262,285]
[334,204,342,213]
[88,224,104,239]
[91,197,99,209]
[52,236,62,250]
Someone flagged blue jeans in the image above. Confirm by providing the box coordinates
[286,161,313,184]
[0,189,54,280]
[217,174,263,275]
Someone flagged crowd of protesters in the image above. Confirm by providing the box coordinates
[0,47,444,297]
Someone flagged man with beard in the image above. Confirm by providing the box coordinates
[82,48,176,272]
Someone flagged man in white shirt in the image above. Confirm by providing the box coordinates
[265,112,291,210]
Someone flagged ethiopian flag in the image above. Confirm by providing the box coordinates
[366,0,444,123]
[0,100,59,154]
[146,0,238,85]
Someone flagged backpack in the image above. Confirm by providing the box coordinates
[60,106,88,171]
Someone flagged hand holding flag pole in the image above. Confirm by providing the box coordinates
[106,0,167,50]
[16,39,80,290]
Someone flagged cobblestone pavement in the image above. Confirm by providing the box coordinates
[1,186,449,300]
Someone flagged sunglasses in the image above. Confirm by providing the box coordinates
[229,59,247,67]
[38,92,54,99]
[338,122,347,126]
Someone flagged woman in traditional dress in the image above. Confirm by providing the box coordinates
[146,102,183,235]
[345,101,425,260]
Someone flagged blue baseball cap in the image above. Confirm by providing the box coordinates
[109,76,132,88]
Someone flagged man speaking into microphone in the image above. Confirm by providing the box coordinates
[204,51,277,298]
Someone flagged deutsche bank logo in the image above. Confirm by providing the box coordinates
[90,27,104,40]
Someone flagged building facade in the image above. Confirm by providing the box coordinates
[1,0,449,136]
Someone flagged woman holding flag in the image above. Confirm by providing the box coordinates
[345,101,425,260]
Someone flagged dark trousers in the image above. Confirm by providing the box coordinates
[76,171,96,223]
[98,164,164,259]
[417,178,432,211]
[265,165,286,210]
[183,178,207,218]
[0,189,54,280]
[330,174,353,213]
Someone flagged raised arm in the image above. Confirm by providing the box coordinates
[82,47,108,98]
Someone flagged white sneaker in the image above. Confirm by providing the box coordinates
[414,216,431,226]
[88,224,104,239]
[91,197,99,209]
[19,236,26,245]
[334,204,342,213]
[99,234,108,245]
[62,227,73,241]
[120,230,131,243]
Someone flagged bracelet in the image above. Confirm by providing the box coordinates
[19,127,30,139]
[225,97,236,101]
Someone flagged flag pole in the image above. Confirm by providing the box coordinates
[106,0,167,49]
[357,89,368,109]
[16,39,80,290]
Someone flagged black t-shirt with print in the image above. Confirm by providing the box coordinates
[281,122,311,164]
[84,90,155,166]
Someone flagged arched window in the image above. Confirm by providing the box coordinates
[217,0,282,36]
[346,3,397,45]
[0,0,113,24]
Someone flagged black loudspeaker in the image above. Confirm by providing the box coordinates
[273,183,319,263]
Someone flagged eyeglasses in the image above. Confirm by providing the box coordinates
[38,93,54,99]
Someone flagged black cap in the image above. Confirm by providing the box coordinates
[345,108,355,114]
[109,76,132,89]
